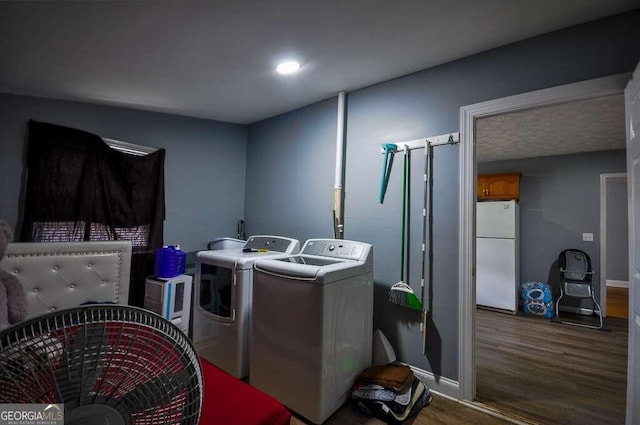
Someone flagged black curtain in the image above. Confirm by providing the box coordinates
[21,120,165,307]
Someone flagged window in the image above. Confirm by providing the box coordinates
[21,120,166,306]
[31,221,150,248]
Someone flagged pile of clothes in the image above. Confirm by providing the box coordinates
[351,363,432,423]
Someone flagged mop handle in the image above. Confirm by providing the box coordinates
[421,141,433,309]
[421,141,433,353]
[400,146,408,281]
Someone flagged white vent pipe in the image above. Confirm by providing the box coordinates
[334,91,346,239]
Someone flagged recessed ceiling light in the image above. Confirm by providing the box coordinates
[276,61,300,75]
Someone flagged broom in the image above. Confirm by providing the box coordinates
[388,145,422,310]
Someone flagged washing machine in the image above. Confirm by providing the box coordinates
[251,239,373,424]
[192,235,300,379]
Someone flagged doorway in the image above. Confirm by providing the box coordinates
[458,73,631,421]
[600,173,629,319]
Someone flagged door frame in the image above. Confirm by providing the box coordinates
[624,61,640,425]
[458,73,630,402]
[600,172,628,317]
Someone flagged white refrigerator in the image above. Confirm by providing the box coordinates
[476,200,519,313]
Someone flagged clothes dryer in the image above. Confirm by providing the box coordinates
[251,239,373,424]
[192,235,299,378]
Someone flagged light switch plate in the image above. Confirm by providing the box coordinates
[582,233,594,242]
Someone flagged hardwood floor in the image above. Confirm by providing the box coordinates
[266,308,627,425]
[476,308,628,425]
[290,393,511,425]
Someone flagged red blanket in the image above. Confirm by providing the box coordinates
[199,358,291,425]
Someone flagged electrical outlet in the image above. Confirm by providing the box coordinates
[582,233,594,242]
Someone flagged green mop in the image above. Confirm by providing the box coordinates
[388,145,422,310]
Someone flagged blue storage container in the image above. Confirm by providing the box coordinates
[154,245,186,278]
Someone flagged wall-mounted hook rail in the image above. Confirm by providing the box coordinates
[379,132,459,153]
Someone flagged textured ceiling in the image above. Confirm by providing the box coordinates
[476,94,625,163]
[0,1,639,123]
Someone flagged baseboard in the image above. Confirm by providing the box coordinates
[606,280,629,288]
[405,364,460,399]
[558,305,597,316]
[478,305,517,315]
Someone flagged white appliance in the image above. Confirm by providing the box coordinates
[251,239,374,425]
[192,235,300,379]
[476,200,520,313]
[144,274,193,334]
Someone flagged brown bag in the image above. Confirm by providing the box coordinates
[358,363,415,393]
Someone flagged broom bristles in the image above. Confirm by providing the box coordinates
[388,282,423,311]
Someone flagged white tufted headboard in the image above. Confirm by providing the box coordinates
[0,241,132,321]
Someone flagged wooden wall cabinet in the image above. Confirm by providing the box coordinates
[477,172,521,201]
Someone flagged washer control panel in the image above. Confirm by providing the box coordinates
[301,239,369,260]
[243,236,300,253]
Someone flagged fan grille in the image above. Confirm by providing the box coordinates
[0,305,203,425]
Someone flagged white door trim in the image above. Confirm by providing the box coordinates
[625,61,640,425]
[458,73,629,402]
[600,172,628,317]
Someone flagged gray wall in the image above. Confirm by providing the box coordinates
[607,177,629,281]
[245,10,640,381]
[479,150,627,303]
[244,98,337,242]
[0,93,247,252]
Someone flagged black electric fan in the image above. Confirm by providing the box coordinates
[0,305,203,425]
